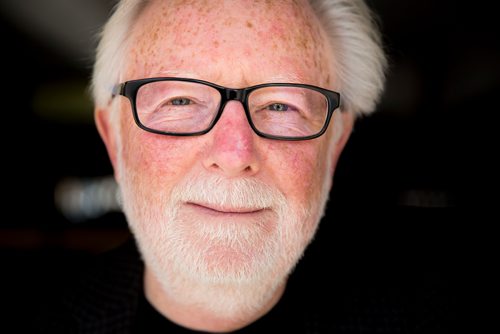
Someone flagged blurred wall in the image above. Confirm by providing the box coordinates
[0,0,498,242]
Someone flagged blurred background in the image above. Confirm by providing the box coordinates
[1,0,497,236]
[0,0,497,329]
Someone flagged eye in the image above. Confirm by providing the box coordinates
[169,97,193,106]
[266,103,289,112]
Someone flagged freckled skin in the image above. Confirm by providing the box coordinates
[117,0,342,235]
[120,0,339,212]
[95,0,355,331]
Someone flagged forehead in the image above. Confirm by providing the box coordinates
[126,0,334,87]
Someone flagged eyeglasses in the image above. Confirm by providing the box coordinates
[112,77,341,141]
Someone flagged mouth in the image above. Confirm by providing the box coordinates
[185,202,268,215]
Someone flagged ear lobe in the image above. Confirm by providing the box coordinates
[95,107,120,180]
[329,111,355,175]
[337,111,355,150]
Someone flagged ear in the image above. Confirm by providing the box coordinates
[95,107,120,180]
[329,111,355,175]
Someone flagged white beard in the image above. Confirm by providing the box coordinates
[119,168,332,321]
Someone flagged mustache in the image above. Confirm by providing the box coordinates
[170,174,287,210]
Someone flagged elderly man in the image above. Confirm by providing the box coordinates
[39,0,393,332]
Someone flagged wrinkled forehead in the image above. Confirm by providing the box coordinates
[126,0,334,87]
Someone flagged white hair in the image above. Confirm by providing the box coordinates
[92,0,387,116]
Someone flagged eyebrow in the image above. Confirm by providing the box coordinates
[156,69,200,78]
[264,74,308,83]
[147,70,311,87]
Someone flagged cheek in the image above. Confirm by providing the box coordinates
[119,111,197,187]
[266,141,329,206]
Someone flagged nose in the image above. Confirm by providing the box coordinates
[202,101,260,177]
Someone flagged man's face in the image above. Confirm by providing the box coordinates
[101,0,351,317]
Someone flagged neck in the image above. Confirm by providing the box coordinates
[143,266,286,332]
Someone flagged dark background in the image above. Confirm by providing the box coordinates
[0,0,497,331]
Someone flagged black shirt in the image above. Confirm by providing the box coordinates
[32,232,454,333]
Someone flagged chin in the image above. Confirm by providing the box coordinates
[172,210,282,283]
[119,170,328,318]
[125,198,316,319]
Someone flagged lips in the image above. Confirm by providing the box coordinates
[186,202,266,214]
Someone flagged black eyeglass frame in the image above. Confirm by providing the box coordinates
[112,77,341,141]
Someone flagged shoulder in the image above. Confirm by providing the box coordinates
[33,237,144,333]
[287,227,455,333]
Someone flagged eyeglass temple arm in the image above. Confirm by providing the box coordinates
[111,83,125,98]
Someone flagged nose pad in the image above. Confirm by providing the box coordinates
[202,101,260,177]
